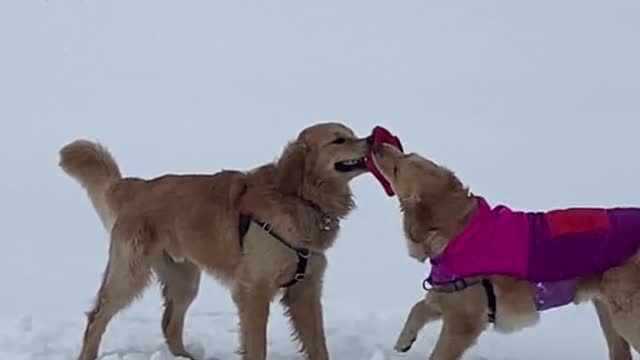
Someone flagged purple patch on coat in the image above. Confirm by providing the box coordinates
[527,208,640,282]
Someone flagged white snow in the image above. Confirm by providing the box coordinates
[2,0,640,359]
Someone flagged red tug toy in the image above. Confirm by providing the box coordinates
[365,125,403,196]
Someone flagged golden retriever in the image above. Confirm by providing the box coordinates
[371,142,640,360]
[59,122,370,360]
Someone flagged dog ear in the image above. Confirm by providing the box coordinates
[277,140,309,196]
[229,177,249,208]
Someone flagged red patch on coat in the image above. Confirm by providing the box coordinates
[544,208,610,238]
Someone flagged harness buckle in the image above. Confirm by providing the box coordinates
[294,273,306,281]
[261,221,273,232]
[453,278,467,291]
[298,248,311,259]
[422,278,434,292]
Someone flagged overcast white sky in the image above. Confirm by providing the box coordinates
[1,1,640,358]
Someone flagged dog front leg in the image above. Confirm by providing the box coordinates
[394,295,442,353]
[428,315,485,360]
[281,257,329,360]
[232,283,272,360]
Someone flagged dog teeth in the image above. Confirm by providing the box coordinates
[342,159,359,166]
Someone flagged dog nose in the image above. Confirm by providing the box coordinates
[365,135,374,145]
[372,143,384,157]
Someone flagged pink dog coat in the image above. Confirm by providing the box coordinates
[429,197,640,310]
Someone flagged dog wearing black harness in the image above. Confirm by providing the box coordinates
[59,122,371,360]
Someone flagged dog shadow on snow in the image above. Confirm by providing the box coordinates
[97,344,219,360]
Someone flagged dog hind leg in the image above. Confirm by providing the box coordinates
[77,224,159,360]
[594,299,632,360]
[154,252,201,359]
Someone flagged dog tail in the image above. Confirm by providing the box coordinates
[59,139,122,232]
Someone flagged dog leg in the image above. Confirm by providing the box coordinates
[232,283,272,360]
[154,252,201,360]
[394,295,442,353]
[77,237,155,360]
[428,314,485,360]
[594,299,632,360]
[281,274,329,359]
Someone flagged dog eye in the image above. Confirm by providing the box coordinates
[331,138,346,145]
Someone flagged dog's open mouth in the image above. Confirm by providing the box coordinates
[334,158,366,172]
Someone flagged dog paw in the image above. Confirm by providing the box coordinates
[393,335,416,353]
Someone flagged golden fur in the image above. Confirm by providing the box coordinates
[59,122,370,360]
[371,142,640,360]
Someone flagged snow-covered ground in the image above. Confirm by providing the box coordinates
[2,0,640,359]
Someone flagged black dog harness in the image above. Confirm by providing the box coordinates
[423,276,497,323]
[238,213,312,288]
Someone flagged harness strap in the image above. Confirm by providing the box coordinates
[424,276,497,323]
[237,213,311,288]
[422,276,482,293]
[280,250,310,287]
[238,213,252,248]
[481,279,497,323]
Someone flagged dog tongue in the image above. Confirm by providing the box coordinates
[365,125,404,196]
